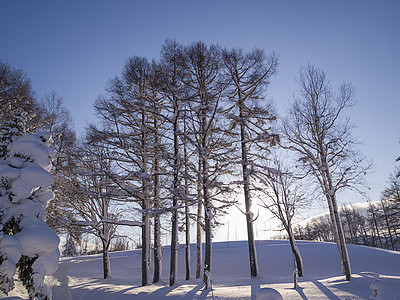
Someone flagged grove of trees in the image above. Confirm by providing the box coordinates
[1,38,398,298]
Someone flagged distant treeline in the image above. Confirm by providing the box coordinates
[289,197,400,251]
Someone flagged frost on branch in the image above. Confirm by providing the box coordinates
[0,131,59,299]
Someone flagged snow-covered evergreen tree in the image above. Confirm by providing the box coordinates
[0,122,59,299]
[0,111,26,160]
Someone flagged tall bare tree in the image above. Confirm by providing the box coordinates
[180,42,234,286]
[222,48,278,278]
[158,39,185,286]
[282,65,372,280]
[91,56,160,285]
[39,91,78,239]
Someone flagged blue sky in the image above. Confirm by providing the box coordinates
[1,0,399,216]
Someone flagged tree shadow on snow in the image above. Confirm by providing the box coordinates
[145,283,206,299]
[293,285,307,300]
[70,280,210,299]
[322,273,399,300]
[250,280,260,300]
[251,280,284,300]
[311,280,340,300]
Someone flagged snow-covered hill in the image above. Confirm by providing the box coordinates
[6,240,400,299]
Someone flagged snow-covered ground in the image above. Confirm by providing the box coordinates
[5,240,400,299]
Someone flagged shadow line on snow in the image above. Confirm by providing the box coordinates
[294,285,307,300]
[250,280,260,300]
[311,280,340,300]
[182,284,204,299]
[69,278,210,299]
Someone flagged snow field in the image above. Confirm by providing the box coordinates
[6,240,398,299]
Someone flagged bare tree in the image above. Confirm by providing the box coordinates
[381,173,400,246]
[282,65,372,281]
[158,39,185,286]
[257,154,308,277]
[366,202,384,248]
[0,60,39,130]
[180,42,235,287]
[91,56,159,285]
[68,144,119,279]
[39,91,78,239]
[222,47,278,278]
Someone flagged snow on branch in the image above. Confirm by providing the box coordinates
[71,218,143,227]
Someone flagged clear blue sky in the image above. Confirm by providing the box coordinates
[1,0,399,213]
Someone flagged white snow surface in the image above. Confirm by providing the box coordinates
[5,240,400,299]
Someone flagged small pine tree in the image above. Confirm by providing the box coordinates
[62,236,77,257]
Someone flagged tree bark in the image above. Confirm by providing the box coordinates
[153,212,162,283]
[142,208,149,286]
[101,238,111,279]
[203,158,212,286]
[169,204,178,286]
[185,201,191,280]
[184,132,191,280]
[287,223,303,277]
[196,126,203,280]
[169,106,180,286]
[153,115,162,283]
[196,188,203,279]
[239,97,258,278]
[329,193,351,281]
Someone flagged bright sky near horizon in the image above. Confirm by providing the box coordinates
[1,0,399,240]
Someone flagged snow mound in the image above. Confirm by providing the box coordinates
[8,133,53,171]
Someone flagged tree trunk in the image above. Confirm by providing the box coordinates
[184,136,191,280]
[148,218,152,269]
[101,238,111,279]
[196,195,203,279]
[196,158,203,279]
[287,224,303,277]
[183,115,190,280]
[153,213,162,283]
[185,202,191,280]
[140,106,150,286]
[170,205,178,286]
[329,193,351,281]
[169,110,180,286]
[141,208,149,286]
[239,100,258,278]
[203,163,212,287]
[203,196,212,287]
[322,152,351,281]
[153,110,162,283]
